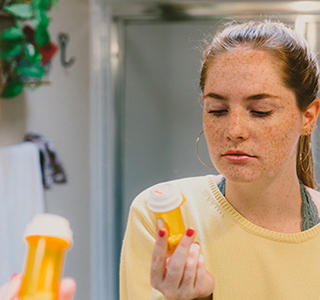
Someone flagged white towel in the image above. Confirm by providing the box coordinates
[0,142,44,285]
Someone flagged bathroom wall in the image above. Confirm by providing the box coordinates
[0,0,91,299]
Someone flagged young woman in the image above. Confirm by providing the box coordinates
[120,20,320,299]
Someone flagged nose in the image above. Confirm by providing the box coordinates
[225,109,249,141]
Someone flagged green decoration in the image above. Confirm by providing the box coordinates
[33,7,49,27]
[1,27,24,40]
[25,43,36,58]
[0,0,59,98]
[1,43,22,59]
[34,23,50,46]
[16,65,44,77]
[1,78,23,98]
[25,43,41,63]
[3,4,33,19]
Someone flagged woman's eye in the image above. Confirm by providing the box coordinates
[251,110,272,117]
[208,110,228,116]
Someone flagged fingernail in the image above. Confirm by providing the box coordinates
[158,228,166,237]
[10,273,19,281]
[194,241,200,247]
[186,227,195,237]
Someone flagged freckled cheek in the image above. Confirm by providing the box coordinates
[257,126,298,162]
[203,126,224,156]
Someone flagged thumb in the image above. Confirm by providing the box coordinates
[58,277,76,300]
[3,274,22,300]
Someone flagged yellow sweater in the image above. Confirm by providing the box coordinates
[120,175,320,299]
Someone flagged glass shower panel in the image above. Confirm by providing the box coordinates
[122,21,221,234]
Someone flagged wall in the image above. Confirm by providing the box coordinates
[0,0,91,299]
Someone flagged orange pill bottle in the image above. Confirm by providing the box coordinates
[18,214,73,300]
[148,183,186,253]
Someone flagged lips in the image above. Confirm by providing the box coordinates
[223,150,253,156]
[222,150,256,163]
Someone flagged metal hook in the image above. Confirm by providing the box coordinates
[58,32,76,68]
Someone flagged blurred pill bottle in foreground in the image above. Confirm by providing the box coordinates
[147,183,186,253]
[18,214,73,300]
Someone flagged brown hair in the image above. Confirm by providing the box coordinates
[199,20,320,188]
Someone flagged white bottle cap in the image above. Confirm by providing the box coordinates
[25,214,73,245]
[147,183,183,213]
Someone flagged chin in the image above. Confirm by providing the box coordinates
[223,174,257,183]
[216,165,262,183]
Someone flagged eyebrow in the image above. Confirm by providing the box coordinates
[203,92,278,101]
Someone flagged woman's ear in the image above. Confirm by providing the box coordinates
[302,97,320,135]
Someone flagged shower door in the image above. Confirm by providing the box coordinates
[121,21,220,234]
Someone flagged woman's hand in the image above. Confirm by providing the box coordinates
[150,227,215,300]
[0,274,76,300]
[58,277,76,300]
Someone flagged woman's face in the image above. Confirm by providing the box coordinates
[202,47,305,183]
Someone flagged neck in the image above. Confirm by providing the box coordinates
[224,174,302,233]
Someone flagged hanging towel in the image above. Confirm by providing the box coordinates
[0,142,44,285]
[23,133,67,189]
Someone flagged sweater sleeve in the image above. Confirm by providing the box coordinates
[120,190,166,300]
